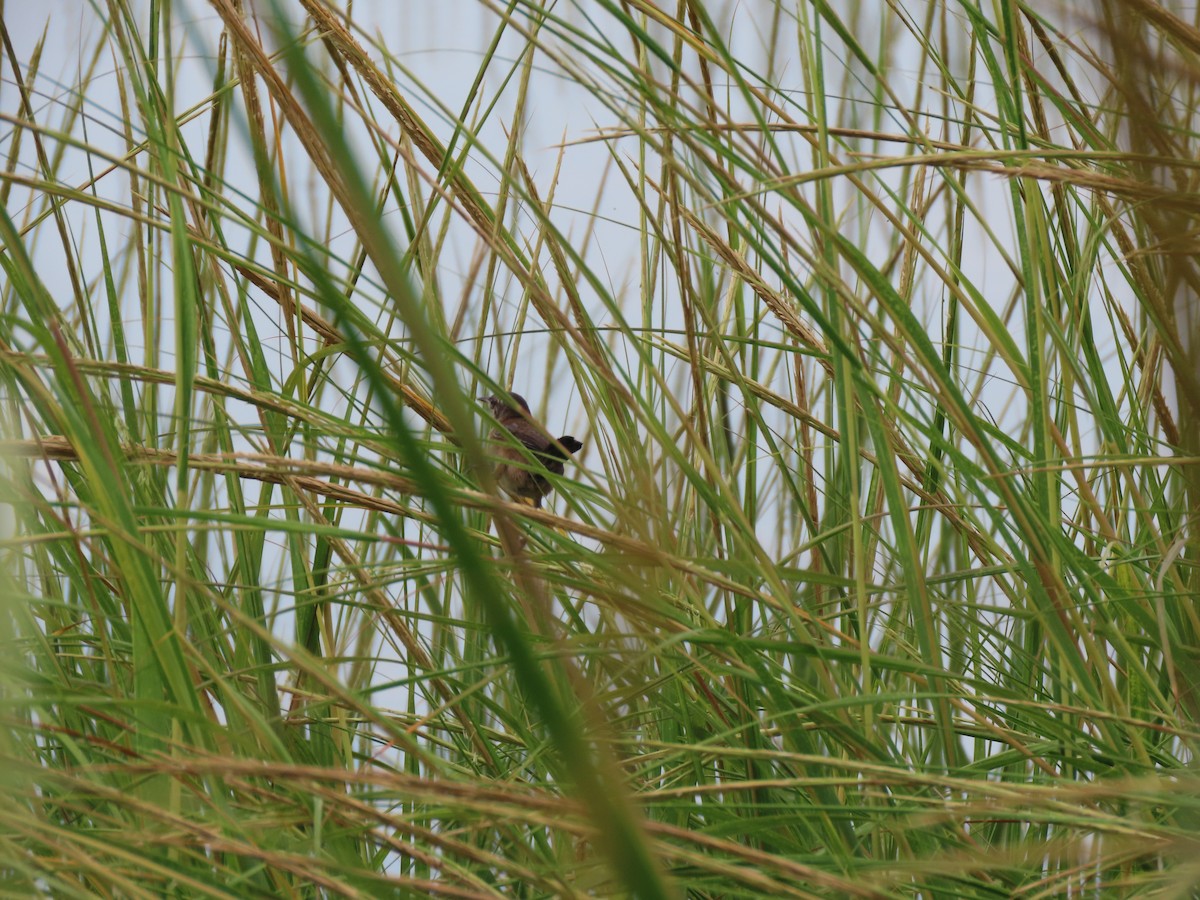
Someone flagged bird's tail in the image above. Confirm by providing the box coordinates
[544,436,582,461]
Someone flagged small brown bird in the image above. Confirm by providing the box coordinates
[481,393,583,507]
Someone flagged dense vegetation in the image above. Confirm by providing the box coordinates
[2,1,1198,895]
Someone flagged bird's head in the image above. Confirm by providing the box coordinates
[481,393,530,421]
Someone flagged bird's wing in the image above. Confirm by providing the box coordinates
[506,425,551,455]
[535,437,581,477]
[503,424,580,477]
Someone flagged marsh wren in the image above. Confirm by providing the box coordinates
[481,393,583,508]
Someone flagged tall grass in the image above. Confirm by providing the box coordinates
[2,0,1198,895]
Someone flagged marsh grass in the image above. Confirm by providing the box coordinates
[2,0,1199,896]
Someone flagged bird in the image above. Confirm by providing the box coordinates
[481,392,583,508]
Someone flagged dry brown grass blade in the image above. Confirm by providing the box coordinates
[0,436,773,614]
[681,206,832,372]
